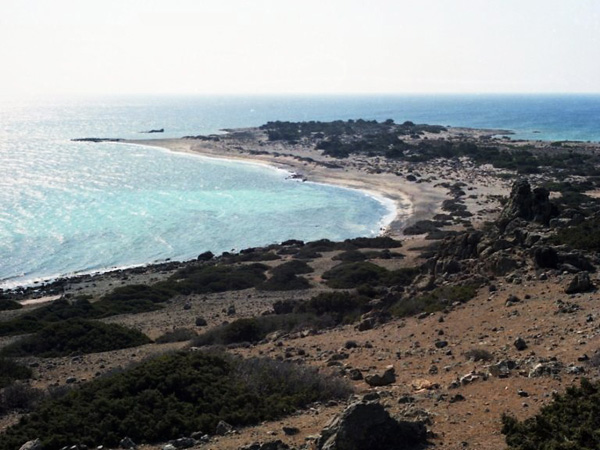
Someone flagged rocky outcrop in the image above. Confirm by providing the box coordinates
[315,401,427,450]
[565,271,594,294]
[364,365,396,387]
[19,440,43,450]
[497,179,558,232]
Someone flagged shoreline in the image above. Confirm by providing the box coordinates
[124,137,445,238]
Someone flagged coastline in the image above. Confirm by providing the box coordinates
[124,137,446,238]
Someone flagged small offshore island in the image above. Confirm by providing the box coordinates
[3,119,600,450]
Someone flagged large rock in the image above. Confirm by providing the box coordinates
[364,365,396,387]
[533,246,559,269]
[565,271,594,294]
[498,179,558,232]
[315,401,427,450]
[19,440,43,450]
[239,441,290,450]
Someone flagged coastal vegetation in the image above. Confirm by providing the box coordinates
[389,284,479,318]
[261,119,600,177]
[502,378,600,449]
[193,291,370,347]
[0,319,151,358]
[322,262,419,289]
[0,351,351,450]
[0,358,32,389]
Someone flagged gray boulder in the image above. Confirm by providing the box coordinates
[19,440,43,450]
[364,365,396,387]
[315,401,427,450]
[565,271,593,294]
[239,441,289,450]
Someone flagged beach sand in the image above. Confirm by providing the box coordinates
[125,128,509,238]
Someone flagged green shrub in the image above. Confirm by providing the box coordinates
[0,300,22,311]
[390,284,478,318]
[0,358,32,389]
[322,262,388,288]
[164,263,268,294]
[333,250,367,262]
[257,260,313,291]
[1,319,151,357]
[0,383,43,414]
[0,288,173,338]
[192,314,332,346]
[155,328,197,344]
[322,262,419,289]
[551,217,600,251]
[0,351,351,450]
[502,379,600,449]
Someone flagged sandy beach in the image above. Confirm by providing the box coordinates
[125,127,510,238]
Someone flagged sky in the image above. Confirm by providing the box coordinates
[0,0,599,96]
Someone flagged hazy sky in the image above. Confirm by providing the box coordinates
[1,0,599,95]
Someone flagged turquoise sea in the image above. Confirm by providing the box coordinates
[1,94,599,288]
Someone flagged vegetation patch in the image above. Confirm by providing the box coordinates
[390,284,478,318]
[161,263,268,295]
[1,319,151,357]
[0,358,32,389]
[502,378,600,449]
[0,351,351,450]
[258,260,313,291]
[155,328,197,344]
[551,217,600,252]
[322,262,419,289]
[0,299,22,311]
[191,313,332,346]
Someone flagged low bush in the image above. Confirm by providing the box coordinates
[464,348,494,362]
[0,351,351,450]
[0,358,32,389]
[163,263,268,295]
[390,284,478,318]
[502,378,600,449]
[258,260,313,291]
[0,383,43,415]
[192,313,332,346]
[322,262,419,289]
[551,217,600,252]
[333,250,367,262]
[1,319,151,357]
[0,300,22,311]
[155,328,197,344]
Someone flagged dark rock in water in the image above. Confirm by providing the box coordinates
[565,271,593,294]
[498,179,558,231]
[197,251,214,261]
[315,401,427,450]
[72,137,123,143]
[141,128,164,133]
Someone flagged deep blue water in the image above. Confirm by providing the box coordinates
[1,94,598,288]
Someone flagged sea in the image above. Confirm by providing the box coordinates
[1,94,599,289]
